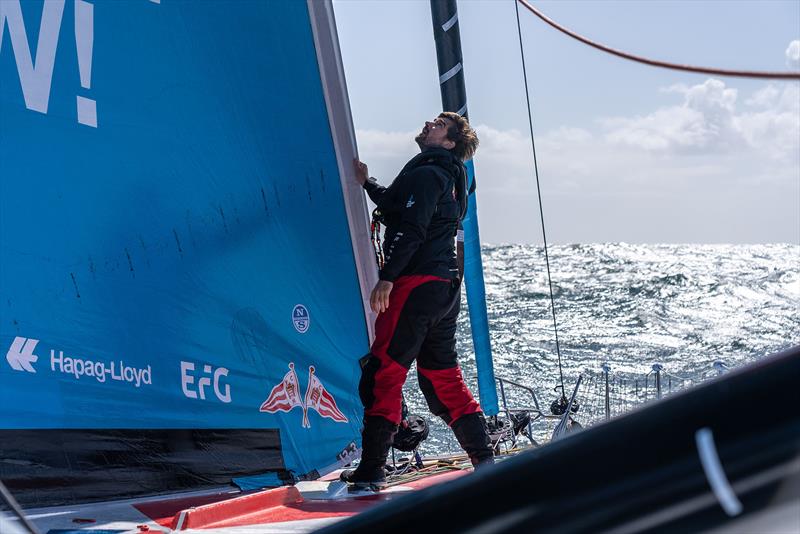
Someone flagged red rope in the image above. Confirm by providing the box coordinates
[517,0,800,80]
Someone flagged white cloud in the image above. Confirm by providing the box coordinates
[473,125,532,156]
[603,79,745,153]
[738,84,800,162]
[601,79,799,162]
[355,129,417,159]
[351,129,418,188]
[661,83,690,95]
[786,40,800,68]
[354,79,798,243]
[470,125,535,192]
[603,107,711,151]
[745,85,780,108]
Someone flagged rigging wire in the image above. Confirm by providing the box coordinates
[517,0,800,80]
[513,0,566,396]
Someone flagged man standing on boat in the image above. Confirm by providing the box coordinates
[343,112,494,490]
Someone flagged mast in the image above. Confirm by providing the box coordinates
[429,0,498,416]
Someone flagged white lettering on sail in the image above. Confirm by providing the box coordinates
[0,0,66,114]
[49,349,152,387]
[181,361,232,403]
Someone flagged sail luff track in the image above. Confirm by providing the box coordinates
[307,0,379,344]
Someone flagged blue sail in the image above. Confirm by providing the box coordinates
[0,0,374,505]
[462,161,499,416]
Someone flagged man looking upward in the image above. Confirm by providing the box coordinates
[343,112,494,491]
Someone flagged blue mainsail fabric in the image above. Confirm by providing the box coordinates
[0,0,368,492]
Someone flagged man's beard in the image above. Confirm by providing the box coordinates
[415,132,427,150]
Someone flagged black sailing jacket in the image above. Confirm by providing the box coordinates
[363,148,468,282]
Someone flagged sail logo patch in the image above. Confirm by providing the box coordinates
[292,304,310,333]
[6,336,152,387]
[6,337,39,373]
[180,361,232,403]
[259,362,348,428]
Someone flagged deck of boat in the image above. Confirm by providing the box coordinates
[19,461,474,534]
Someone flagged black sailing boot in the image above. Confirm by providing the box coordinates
[451,412,495,470]
[340,415,398,491]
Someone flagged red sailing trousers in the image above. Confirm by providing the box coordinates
[358,275,482,426]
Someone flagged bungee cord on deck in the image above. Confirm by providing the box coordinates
[517,0,800,80]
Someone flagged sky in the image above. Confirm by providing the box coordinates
[333,0,800,244]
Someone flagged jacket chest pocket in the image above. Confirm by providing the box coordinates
[436,188,460,220]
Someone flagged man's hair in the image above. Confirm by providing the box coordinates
[439,112,479,162]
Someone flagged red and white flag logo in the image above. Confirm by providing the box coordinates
[260,362,348,428]
[303,365,348,427]
[260,363,306,424]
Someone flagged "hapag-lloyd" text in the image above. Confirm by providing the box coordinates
[50,350,152,387]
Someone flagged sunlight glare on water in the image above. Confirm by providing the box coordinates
[402,243,799,455]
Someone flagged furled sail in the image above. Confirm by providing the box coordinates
[0,0,375,506]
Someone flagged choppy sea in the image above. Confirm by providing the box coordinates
[401,243,799,456]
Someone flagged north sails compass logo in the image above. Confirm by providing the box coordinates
[292,305,310,333]
[259,362,348,428]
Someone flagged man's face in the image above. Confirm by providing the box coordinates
[415,116,456,151]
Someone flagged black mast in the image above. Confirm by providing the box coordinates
[429,0,499,416]
[430,0,469,119]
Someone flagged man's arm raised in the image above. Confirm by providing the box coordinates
[354,158,386,205]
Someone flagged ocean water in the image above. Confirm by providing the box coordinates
[401,243,800,456]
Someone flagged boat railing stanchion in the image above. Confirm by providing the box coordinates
[488,374,548,447]
[652,364,663,400]
[497,377,516,448]
[492,374,543,413]
[601,363,611,420]
[498,377,509,417]
[527,413,534,442]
